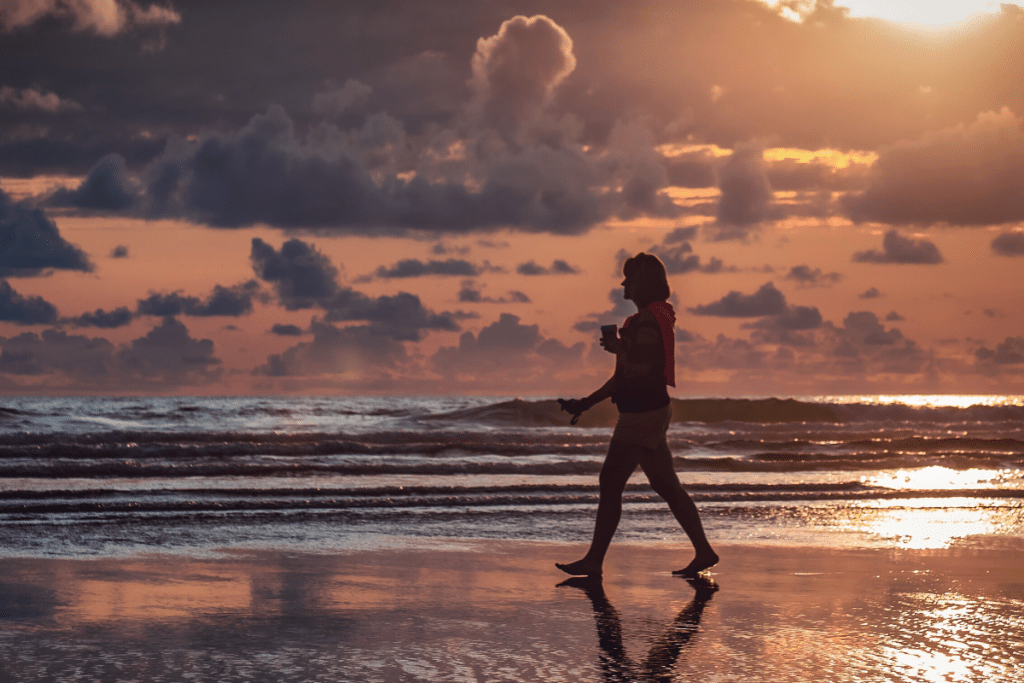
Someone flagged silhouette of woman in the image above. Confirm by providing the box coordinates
[557,252,718,578]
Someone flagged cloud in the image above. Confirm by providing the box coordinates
[0,278,58,324]
[136,280,261,317]
[859,287,881,299]
[254,319,408,377]
[48,153,139,210]
[0,86,80,112]
[63,306,133,328]
[0,328,113,377]
[110,245,128,258]
[852,230,943,264]
[516,259,578,275]
[311,78,372,116]
[991,231,1024,256]
[115,317,221,382]
[689,282,787,317]
[250,237,340,310]
[468,15,576,134]
[573,287,636,332]
[457,280,530,304]
[370,258,498,279]
[844,108,1024,226]
[784,265,842,285]
[0,0,181,36]
[715,143,775,231]
[270,323,303,336]
[647,226,731,275]
[432,312,583,383]
[975,337,1024,366]
[0,189,93,276]
[885,311,905,322]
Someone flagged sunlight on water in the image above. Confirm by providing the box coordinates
[851,498,1012,549]
[863,466,1024,490]
[813,394,1024,408]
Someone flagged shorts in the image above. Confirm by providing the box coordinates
[610,404,672,451]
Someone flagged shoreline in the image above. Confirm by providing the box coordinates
[3,539,1023,682]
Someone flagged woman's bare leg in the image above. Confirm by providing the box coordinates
[638,441,719,575]
[556,441,638,576]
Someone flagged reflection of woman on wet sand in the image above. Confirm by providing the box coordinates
[559,576,718,682]
[557,253,718,578]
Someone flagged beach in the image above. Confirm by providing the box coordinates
[2,538,1022,682]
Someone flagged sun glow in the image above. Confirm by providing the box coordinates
[769,1,1016,28]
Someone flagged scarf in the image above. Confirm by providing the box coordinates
[620,301,676,387]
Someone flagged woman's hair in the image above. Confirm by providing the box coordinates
[623,252,670,305]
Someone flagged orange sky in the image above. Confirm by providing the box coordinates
[2,1,1023,395]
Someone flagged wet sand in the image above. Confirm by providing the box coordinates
[2,539,1023,682]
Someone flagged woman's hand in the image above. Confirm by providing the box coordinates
[599,335,621,354]
[557,398,588,416]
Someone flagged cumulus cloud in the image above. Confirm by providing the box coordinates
[457,280,530,304]
[136,280,261,317]
[785,265,842,285]
[0,189,92,276]
[468,15,576,134]
[991,231,1024,256]
[646,226,731,275]
[110,245,128,258]
[689,282,788,317]
[48,153,139,210]
[715,143,775,232]
[432,312,583,383]
[975,337,1024,367]
[516,259,578,275]
[115,317,221,382]
[0,328,113,377]
[573,287,636,332]
[844,108,1024,226]
[311,78,372,116]
[254,319,408,377]
[250,237,340,310]
[0,278,58,324]
[63,306,133,328]
[852,230,943,264]
[368,258,499,279]
[0,0,181,36]
[859,287,881,299]
[269,323,303,336]
[0,86,80,112]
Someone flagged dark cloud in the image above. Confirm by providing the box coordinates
[885,311,905,322]
[457,280,530,304]
[689,282,787,317]
[270,324,303,336]
[844,109,1024,226]
[115,317,221,382]
[110,244,128,258]
[136,281,260,317]
[250,237,340,310]
[311,79,373,117]
[432,312,583,381]
[63,306,133,328]
[516,259,578,275]
[0,278,58,324]
[975,337,1024,366]
[664,151,716,188]
[859,287,881,299]
[715,144,775,231]
[371,258,496,279]
[254,319,408,377]
[0,328,113,377]
[647,226,731,275]
[0,189,92,276]
[785,265,842,285]
[322,290,460,341]
[47,153,139,210]
[838,311,904,347]
[573,287,635,332]
[991,231,1024,256]
[852,230,943,265]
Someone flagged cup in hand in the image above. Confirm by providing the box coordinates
[600,324,617,343]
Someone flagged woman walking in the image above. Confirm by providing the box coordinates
[556,253,718,578]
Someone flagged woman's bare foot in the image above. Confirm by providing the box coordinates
[555,558,603,576]
[671,550,719,578]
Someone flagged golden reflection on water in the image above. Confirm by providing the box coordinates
[849,498,1014,549]
[863,466,1023,491]
[813,394,1024,408]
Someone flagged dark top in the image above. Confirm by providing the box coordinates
[611,315,671,414]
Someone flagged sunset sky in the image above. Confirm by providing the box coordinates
[2,0,1023,395]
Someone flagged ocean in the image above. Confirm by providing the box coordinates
[1,394,1022,558]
